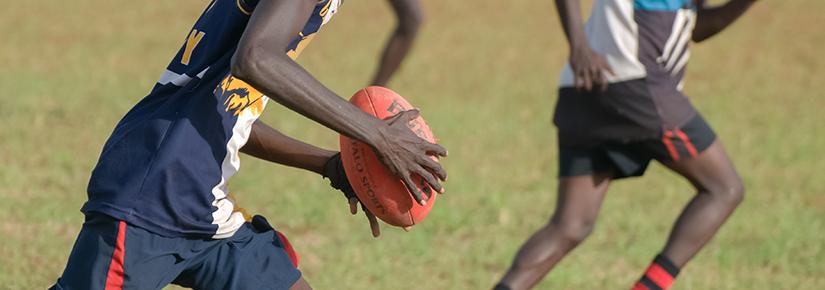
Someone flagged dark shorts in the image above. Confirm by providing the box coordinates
[554,79,699,142]
[559,114,717,179]
[51,214,301,290]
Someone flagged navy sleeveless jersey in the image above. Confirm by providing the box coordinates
[82,0,341,239]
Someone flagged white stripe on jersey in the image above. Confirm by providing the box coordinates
[664,12,695,71]
[209,96,270,239]
[157,67,210,87]
[658,10,689,64]
[671,50,691,76]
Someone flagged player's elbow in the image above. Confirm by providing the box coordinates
[691,31,711,43]
[396,10,424,36]
[231,48,254,81]
[230,44,272,82]
[691,17,723,43]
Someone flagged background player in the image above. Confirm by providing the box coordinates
[371,0,425,87]
[494,0,758,289]
[51,0,447,289]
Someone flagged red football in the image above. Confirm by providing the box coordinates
[339,86,438,227]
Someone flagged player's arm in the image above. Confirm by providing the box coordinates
[692,0,758,42]
[240,120,383,237]
[240,120,335,175]
[231,0,446,205]
[371,0,424,86]
[554,0,613,92]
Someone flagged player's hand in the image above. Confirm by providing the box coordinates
[322,153,382,238]
[373,109,448,206]
[570,45,614,92]
[347,197,381,237]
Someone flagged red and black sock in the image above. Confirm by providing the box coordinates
[632,254,680,290]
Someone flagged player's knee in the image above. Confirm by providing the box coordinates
[550,217,594,245]
[706,178,745,207]
[725,181,745,206]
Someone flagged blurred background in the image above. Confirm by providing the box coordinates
[1,0,823,289]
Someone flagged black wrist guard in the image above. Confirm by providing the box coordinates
[322,153,356,200]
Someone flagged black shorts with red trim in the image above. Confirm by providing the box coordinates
[558,114,716,179]
[51,213,301,290]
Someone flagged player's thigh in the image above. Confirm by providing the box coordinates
[650,114,742,192]
[290,277,313,290]
[660,140,743,195]
[555,144,614,223]
[52,214,185,290]
[552,173,613,224]
[178,222,302,290]
[51,215,120,290]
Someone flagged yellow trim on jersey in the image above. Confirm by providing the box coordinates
[319,0,333,17]
[236,0,252,15]
[217,75,266,116]
[226,192,253,222]
[286,33,316,60]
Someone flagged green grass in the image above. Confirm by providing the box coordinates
[1,0,823,289]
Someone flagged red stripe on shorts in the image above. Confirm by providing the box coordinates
[104,221,127,290]
[662,131,680,161]
[276,231,300,268]
[646,264,675,289]
[674,129,699,158]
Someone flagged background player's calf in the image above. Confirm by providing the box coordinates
[497,173,613,290]
[658,140,745,266]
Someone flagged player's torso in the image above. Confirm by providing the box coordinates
[555,0,701,142]
[559,0,698,89]
[84,0,341,239]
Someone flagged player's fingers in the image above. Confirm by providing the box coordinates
[574,70,586,91]
[363,206,381,238]
[603,63,615,76]
[383,110,404,124]
[593,69,608,92]
[418,157,447,181]
[418,156,446,182]
[400,109,421,122]
[594,55,615,76]
[424,142,448,157]
[402,173,426,205]
[387,109,420,125]
[582,71,593,92]
[348,197,358,215]
[428,169,446,194]
[414,167,442,196]
[403,226,412,232]
[377,153,401,176]
[425,169,445,194]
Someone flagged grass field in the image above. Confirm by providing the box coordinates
[1,0,823,289]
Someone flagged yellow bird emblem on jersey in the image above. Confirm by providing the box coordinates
[215,75,266,117]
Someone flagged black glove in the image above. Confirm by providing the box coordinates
[323,152,384,237]
[322,152,356,200]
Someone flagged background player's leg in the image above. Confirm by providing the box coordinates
[631,141,744,290]
[660,141,744,266]
[290,277,313,290]
[496,172,612,290]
